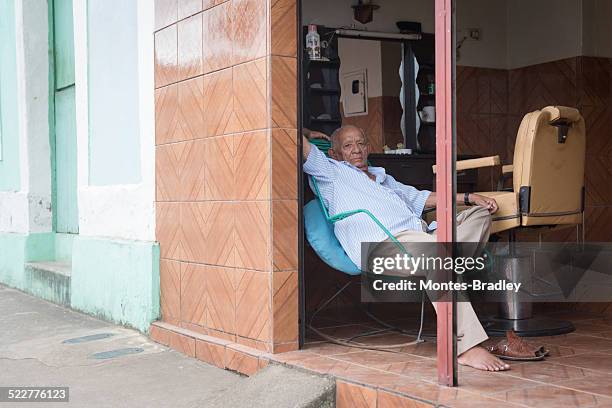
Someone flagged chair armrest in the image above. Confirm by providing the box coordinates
[432,155,500,174]
[502,164,513,174]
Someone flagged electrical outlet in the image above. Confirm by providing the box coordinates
[469,28,481,40]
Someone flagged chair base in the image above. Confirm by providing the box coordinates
[482,316,575,337]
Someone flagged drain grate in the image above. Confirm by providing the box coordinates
[90,347,144,360]
[63,333,115,344]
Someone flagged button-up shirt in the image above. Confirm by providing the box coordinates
[304,144,432,267]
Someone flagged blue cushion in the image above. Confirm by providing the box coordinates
[304,199,361,275]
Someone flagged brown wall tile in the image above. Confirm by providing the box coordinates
[234,201,271,271]
[202,68,234,136]
[585,207,612,242]
[232,0,267,65]
[177,76,205,141]
[336,381,377,408]
[155,25,178,88]
[586,153,612,206]
[206,266,238,334]
[155,0,178,31]
[150,324,171,345]
[168,330,196,357]
[156,202,183,260]
[177,13,203,81]
[234,131,270,200]
[155,0,301,351]
[202,2,233,73]
[182,202,235,266]
[204,135,235,199]
[272,200,297,271]
[271,56,297,128]
[155,84,180,145]
[270,0,296,57]
[579,57,612,107]
[225,347,260,375]
[195,338,226,368]
[178,0,202,20]
[180,262,208,327]
[233,58,268,132]
[160,260,181,323]
[377,390,433,408]
[271,128,297,200]
[156,143,182,201]
[156,139,206,201]
[235,270,271,341]
[272,270,298,344]
[180,139,207,200]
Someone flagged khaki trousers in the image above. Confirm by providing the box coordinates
[374,206,491,355]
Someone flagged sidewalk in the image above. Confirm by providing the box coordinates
[0,285,333,408]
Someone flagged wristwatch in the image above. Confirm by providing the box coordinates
[464,192,472,206]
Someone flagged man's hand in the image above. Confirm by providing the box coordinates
[304,128,330,141]
[302,128,330,160]
[470,194,498,213]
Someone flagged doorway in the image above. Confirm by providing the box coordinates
[50,0,78,236]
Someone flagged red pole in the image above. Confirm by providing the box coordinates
[435,0,457,386]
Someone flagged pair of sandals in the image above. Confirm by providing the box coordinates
[486,331,550,361]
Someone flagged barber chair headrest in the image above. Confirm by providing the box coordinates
[542,106,581,123]
[542,106,581,144]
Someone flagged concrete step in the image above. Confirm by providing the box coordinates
[24,261,71,307]
[203,364,335,408]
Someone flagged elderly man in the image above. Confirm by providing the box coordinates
[302,125,509,372]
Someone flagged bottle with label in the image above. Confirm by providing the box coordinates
[306,24,321,60]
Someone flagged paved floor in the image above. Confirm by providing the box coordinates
[0,285,333,408]
[275,307,612,407]
[0,285,244,407]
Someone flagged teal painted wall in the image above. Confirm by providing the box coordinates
[71,236,160,332]
[0,233,55,289]
[0,0,21,191]
[54,86,78,233]
[52,0,74,89]
[87,0,141,186]
[52,0,78,233]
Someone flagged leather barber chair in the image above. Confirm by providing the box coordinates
[436,106,586,336]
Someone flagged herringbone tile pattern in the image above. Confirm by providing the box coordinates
[270,0,296,57]
[152,0,308,351]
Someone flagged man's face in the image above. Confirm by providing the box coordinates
[329,128,370,170]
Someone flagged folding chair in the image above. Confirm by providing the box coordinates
[304,139,427,349]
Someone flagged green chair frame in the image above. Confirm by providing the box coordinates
[307,173,427,347]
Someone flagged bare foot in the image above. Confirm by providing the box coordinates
[458,346,510,372]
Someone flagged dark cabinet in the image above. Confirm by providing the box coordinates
[368,153,478,192]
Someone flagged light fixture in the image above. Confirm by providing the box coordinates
[352,0,379,24]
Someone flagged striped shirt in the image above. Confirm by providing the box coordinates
[304,144,432,266]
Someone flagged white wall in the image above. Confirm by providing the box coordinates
[338,38,383,98]
[0,0,52,234]
[303,0,435,33]
[303,0,509,69]
[456,0,507,69]
[506,0,583,69]
[73,0,156,242]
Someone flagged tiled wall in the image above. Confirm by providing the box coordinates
[154,0,299,354]
[457,56,612,242]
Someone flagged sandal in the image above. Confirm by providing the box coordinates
[486,331,550,361]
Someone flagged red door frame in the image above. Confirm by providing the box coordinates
[435,0,457,386]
